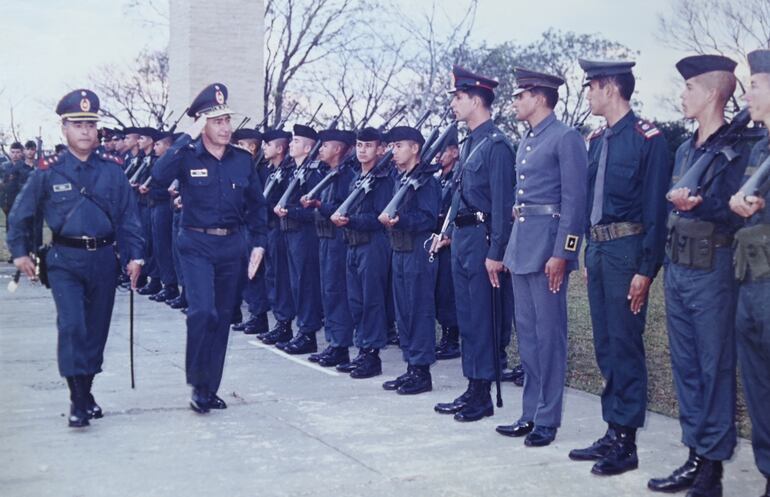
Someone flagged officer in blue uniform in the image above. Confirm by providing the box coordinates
[331,127,394,378]
[152,83,268,414]
[274,124,325,354]
[569,60,671,475]
[141,129,180,303]
[379,126,440,394]
[433,66,515,422]
[231,128,271,335]
[7,89,144,428]
[433,128,461,360]
[259,129,297,345]
[302,129,357,367]
[497,68,587,446]
[730,48,770,497]
[648,55,750,496]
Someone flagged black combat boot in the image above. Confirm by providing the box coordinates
[569,424,617,461]
[318,347,350,368]
[435,326,461,360]
[167,290,188,309]
[398,365,432,395]
[207,392,228,410]
[383,365,414,391]
[434,379,473,414]
[66,376,90,428]
[137,278,162,296]
[591,426,639,476]
[150,285,178,302]
[685,458,722,497]
[260,321,293,345]
[280,333,317,355]
[336,348,364,373]
[501,364,525,386]
[309,345,334,363]
[454,379,494,422]
[243,313,269,335]
[648,447,703,493]
[387,325,399,346]
[83,374,103,419]
[349,348,382,379]
[230,306,243,327]
[189,386,210,414]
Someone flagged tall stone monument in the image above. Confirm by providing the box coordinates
[168,0,264,126]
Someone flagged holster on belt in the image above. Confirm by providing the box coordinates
[666,213,721,270]
[315,212,336,239]
[344,229,371,246]
[36,244,51,289]
[279,216,301,232]
[388,229,414,252]
[734,223,770,281]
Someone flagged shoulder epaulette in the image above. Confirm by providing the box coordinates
[98,151,124,165]
[634,119,661,140]
[39,154,61,170]
[588,126,606,141]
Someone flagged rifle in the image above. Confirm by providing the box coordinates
[739,153,770,200]
[275,96,353,210]
[305,104,407,202]
[166,108,189,133]
[380,118,457,220]
[334,109,432,218]
[307,103,323,126]
[128,155,152,185]
[668,108,755,198]
[255,109,273,131]
[130,289,135,389]
[235,116,251,130]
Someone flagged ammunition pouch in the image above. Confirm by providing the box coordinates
[36,244,51,289]
[666,213,726,270]
[279,216,301,232]
[315,212,336,239]
[388,229,414,252]
[734,223,770,281]
[344,229,371,246]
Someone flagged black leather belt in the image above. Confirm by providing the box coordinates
[186,227,238,236]
[512,203,561,221]
[53,234,115,251]
[590,222,644,242]
[454,211,488,228]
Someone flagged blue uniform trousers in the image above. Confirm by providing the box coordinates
[347,232,389,349]
[451,224,513,381]
[319,232,354,347]
[177,229,243,394]
[266,225,295,322]
[47,245,118,377]
[285,225,323,334]
[150,202,177,287]
[586,235,648,428]
[392,235,437,365]
[665,248,737,460]
[138,202,158,279]
[386,256,396,328]
[512,271,569,428]
[736,277,770,478]
[171,209,184,287]
[435,246,458,328]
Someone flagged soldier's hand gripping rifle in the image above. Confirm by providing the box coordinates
[304,104,407,203]
[739,152,770,201]
[334,109,432,218]
[275,97,353,210]
[380,111,456,221]
[667,108,755,199]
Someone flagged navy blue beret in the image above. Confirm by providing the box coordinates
[748,49,770,75]
[263,129,292,142]
[319,129,355,146]
[385,126,425,146]
[187,83,232,118]
[356,127,382,142]
[293,124,318,140]
[56,89,100,121]
[232,128,263,141]
[135,127,157,139]
[676,55,737,80]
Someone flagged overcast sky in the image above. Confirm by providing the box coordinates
[1,0,747,144]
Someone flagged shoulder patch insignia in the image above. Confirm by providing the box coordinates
[40,153,61,170]
[635,119,661,140]
[100,152,124,165]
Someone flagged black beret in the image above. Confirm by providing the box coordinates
[187,83,232,118]
[293,124,318,140]
[579,59,636,81]
[356,127,382,142]
[232,128,263,141]
[135,127,157,139]
[319,129,355,146]
[111,130,124,140]
[748,49,770,75]
[676,55,737,80]
[123,127,140,136]
[449,65,499,94]
[153,130,174,142]
[513,67,565,96]
[384,126,425,146]
[263,129,292,143]
[56,89,100,121]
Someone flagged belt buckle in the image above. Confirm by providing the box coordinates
[83,236,97,251]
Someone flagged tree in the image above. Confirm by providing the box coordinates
[90,49,170,128]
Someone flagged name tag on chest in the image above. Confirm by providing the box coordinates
[190,169,208,178]
[52,183,72,192]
